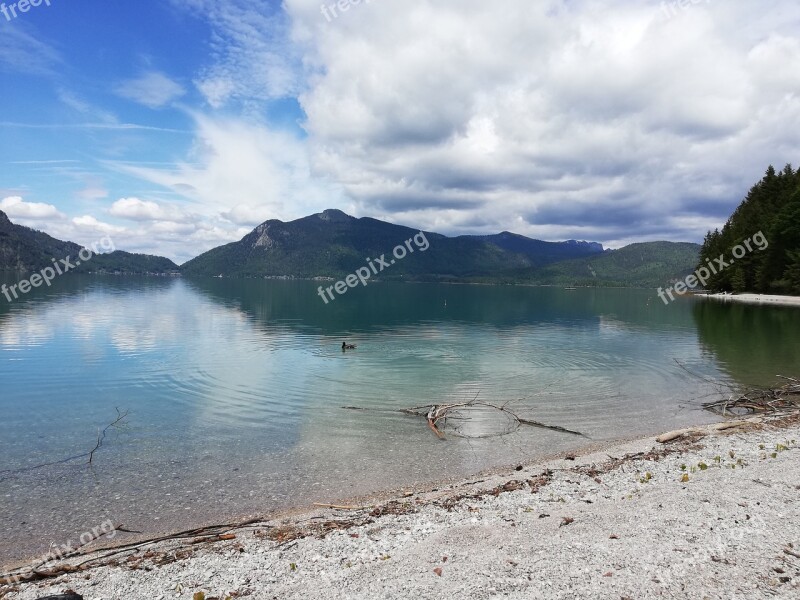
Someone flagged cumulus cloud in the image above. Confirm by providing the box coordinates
[220,204,276,227]
[14,0,799,263]
[0,196,65,220]
[109,197,194,223]
[279,0,800,244]
[71,215,126,235]
[115,72,186,109]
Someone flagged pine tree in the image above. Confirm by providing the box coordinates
[698,164,800,294]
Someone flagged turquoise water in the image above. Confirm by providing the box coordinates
[1,276,798,565]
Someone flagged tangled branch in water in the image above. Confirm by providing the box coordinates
[344,397,585,440]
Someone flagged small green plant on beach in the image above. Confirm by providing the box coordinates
[639,472,652,483]
[713,456,721,464]
[776,443,789,452]
[698,462,708,471]
[290,562,297,571]
[680,464,687,471]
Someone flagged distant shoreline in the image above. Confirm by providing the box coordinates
[0,272,653,290]
[699,292,800,308]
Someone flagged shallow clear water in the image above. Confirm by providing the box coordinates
[1,276,798,565]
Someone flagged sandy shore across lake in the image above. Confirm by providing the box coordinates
[3,415,799,600]
[700,292,800,307]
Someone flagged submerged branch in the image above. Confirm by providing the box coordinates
[343,398,586,440]
[0,409,129,478]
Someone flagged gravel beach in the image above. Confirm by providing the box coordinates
[3,415,799,600]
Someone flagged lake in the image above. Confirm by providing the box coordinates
[1,276,798,565]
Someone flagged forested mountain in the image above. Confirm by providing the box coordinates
[699,165,800,294]
[1,206,704,287]
[466,232,605,265]
[84,251,181,275]
[536,242,701,287]
[181,209,605,279]
[0,210,179,275]
[0,210,80,272]
[182,208,698,286]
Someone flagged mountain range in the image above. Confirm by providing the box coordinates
[181,209,605,279]
[0,208,700,287]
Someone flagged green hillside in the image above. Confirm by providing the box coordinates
[534,242,701,287]
[0,210,179,275]
[181,209,605,280]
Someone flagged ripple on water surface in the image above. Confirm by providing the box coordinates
[3,280,780,566]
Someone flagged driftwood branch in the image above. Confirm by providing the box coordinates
[0,518,264,586]
[312,503,372,510]
[673,359,800,418]
[700,380,800,416]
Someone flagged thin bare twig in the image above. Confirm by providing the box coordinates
[0,409,129,478]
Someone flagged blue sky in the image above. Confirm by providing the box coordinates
[2,0,800,263]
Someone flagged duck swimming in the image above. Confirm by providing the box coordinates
[342,341,357,350]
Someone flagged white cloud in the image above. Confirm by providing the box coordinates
[115,72,186,109]
[171,0,299,107]
[0,194,253,265]
[0,27,61,76]
[10,0,800,265]
[109,197,194,223]
[220,204,275,226]
[77,185,109,201]
[71,215,126,235]
[278,0,800,243]
[109,113,347,227]
[0,196,65,220]
[58,89,119,124]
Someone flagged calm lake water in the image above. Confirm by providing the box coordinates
[1,276,799,565]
